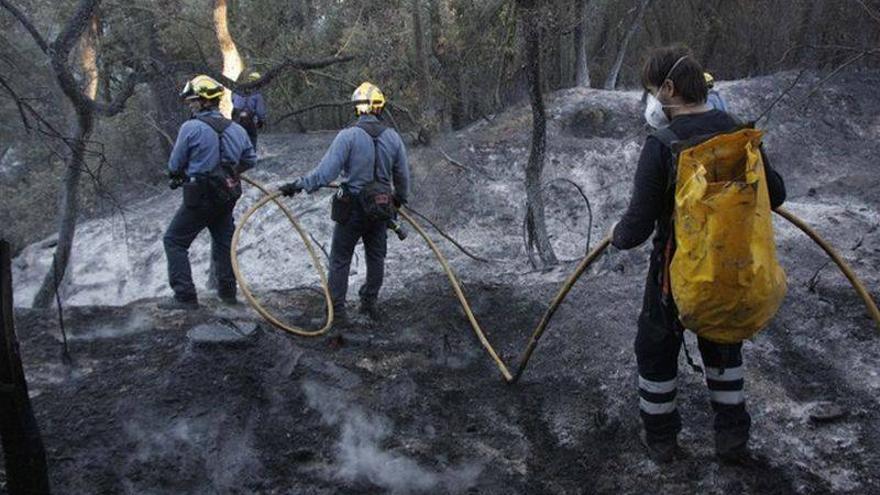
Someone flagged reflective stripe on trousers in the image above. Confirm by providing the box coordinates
[639,376,677,415]
[706,365,745,405]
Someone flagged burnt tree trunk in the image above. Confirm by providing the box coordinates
[0,239,51,494]
[604,0,652,90]
[33,9,102,308]
[411,0,430,100]
[33,112,93,308]
[518,0,558,267]
[145,3,185,157]
[573,0,591,87]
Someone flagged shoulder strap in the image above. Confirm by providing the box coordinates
[650,127,682,208]
[195,115,232,134]
[354,122,389,182]
[651,127,680,154]
[195,116,234,171]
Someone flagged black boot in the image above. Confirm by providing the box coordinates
[218,291,240,306]
[157,297,199,310]
[333,305,349,327]
[358,299,384,322]
[640,430,684,464]
[716,433,759,466]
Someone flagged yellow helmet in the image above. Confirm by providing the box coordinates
[351,82,386,115]
[247,72,261,82]
[180,75,225,101]
[704,72,715,89]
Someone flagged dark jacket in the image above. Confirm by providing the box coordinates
[612,110,786,254]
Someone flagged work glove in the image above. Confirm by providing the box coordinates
[280,179,304,197]
[393,194,407,209]
[168,170,187,190]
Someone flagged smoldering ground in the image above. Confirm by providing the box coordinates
[303,381,482,494]
[6,71,880,494]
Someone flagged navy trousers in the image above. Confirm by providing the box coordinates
[327,206,387,309]
[163,201,237,302]
[635,253,752,451]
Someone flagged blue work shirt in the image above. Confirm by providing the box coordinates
[232,92,268,123]
[707,90,728,112]
[168,109,257,175]
[299,115,410,201]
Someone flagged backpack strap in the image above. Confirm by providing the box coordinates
[650,127,682,313]
[650,127,682,197]
[195,116,233,171]
[355,121,389,182]
[651,127,681,155]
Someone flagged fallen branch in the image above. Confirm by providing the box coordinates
[438,148,469,172]
[403,206,496,264]
[274,100,350,126]
[308,232,330,264]
[754,68,808,124]
[797,49,880,108]
[522,178,594,264]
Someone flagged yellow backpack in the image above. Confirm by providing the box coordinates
[654,125,787,343]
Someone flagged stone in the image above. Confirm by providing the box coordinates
[808,401,848,424]
[187,320,260,348]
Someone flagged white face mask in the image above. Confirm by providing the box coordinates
[644,93,669,129]
[643,55,689,128]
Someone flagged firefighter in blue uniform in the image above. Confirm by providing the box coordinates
[279,83,410,323]
[159,75,257,310]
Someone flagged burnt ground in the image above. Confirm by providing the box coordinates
[3,70,880,493]
[5,260,880,494]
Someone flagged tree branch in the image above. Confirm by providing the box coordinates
[174,55,355,93]
[0,0,49,53]
[52,0,101,58]
[274,100,350,125]
[237,55,356,91]
[92,70,141,117]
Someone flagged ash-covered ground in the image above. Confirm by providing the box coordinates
[4,70,880,494]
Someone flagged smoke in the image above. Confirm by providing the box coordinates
[123,413,261,493]
[303,381,482,494]
[71,309,153,340]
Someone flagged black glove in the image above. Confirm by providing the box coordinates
[393,194,407,208]
[280,179,304,197]
[168,170,187,190]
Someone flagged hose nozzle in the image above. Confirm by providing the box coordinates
[388,221,408,241]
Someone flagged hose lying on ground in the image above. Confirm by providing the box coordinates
[231,176,333,337]
[397,208,515,381]
[399,206,612,383]
[775,207,880,331]
[232,178,880,382]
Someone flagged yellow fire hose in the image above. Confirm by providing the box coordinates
[775,207,880,329]
[231,176,333,337]
[231,177,879,382]
[396,208,515,381]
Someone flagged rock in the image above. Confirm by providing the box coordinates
[808,401,848,424]
[187,320,260,348]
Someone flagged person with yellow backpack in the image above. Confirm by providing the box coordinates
[612,46,787,464]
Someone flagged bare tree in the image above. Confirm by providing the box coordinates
[573,0,591,87]
[604,0,652,90]
[517,0,558,267]
[0,0,142,308]
[411,0,430,101]
[214,0,244,118]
